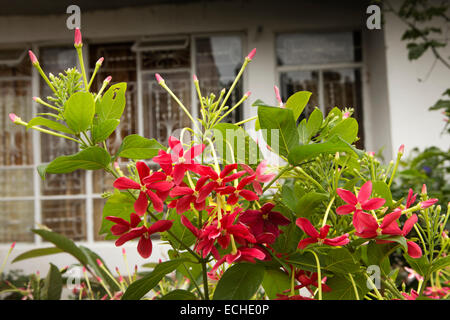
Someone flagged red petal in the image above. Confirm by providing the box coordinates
[168,136,183,157]
[136,161,150,183]
[111,224,130,236]
[134,191,149,216]
[354,211,378,232]
[105,216,130,226]
[181,215,200,237]
[324,234,349,247]
[336,188,357,205]
[403,214,418,236]
[296,218,320,238]
[297,237,318,250]
[169,186,194,197]
[129,213,141,228]
[239,189,259,201]
[146,189,164,212]
[115,226,146,246]
[176,195,194,214]
[268,211,291,226]
[184,144,205,163]
[319,225,330,239]
[172,164,186,185]
[407,241,422,259]
[137,236,153,259]
[361,198,386,211]
[147,219,173,234]
[142,171,166,184]
[357,181,372,204]
[220,164,238,179]
[113,177,140,190]
[380,209,402,229]
[336,204,356,215]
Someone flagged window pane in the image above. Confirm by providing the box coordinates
[0,168,33,197]
[0,76,33,166]
[276,32,361,66]
[0,49,31,77]
[41,199,86,241]
[0,200,34,243]
[279,70,319,118]
[89,43,138,155]
[143,71,192,144]
[195,36,243,122]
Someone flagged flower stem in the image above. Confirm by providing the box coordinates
[308,250,322,300]
[348,273,360,300]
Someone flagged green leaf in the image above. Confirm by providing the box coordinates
[96,83,127,121]
[117,134,164,160]
[37,164,48,180]
[324,248,360,274]
[404,254,430,277]
[322,273,368,300]
[12,247,63,263]
[31,229,88,265]
[362,242,392,276]
[92,119,120,143]
[100,191,136,240]
[372,181,393,207]
[295,192,328,218]
[261,268,291,300]
[286,251,325,273]
[41,263,62,300]
[306,107,323,139]
[288,135,362,165]
[160,289,197,300]
[258,106,299,158]
[285,91,312,121]
[407,42,428,60]
[63,91,95,133]
[297,119,308,144]
[429,99,450,111]
[45,146,111,174]
[429,256,450,274]
[212,123,261,165]
[167,250,202,281]
[121,259,188,300]
[252,99,275,108]
[27,117,75,135]
[213,263,265,300]
[377,235,408,251]
[326,118,359,144]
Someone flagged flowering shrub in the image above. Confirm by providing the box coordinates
[2,28,449,301]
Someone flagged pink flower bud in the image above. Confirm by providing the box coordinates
[9,113,19,123]
[36,271,40,276]
[155,73,164,84]
[274,85,282,105]
[74,28,82,47]
[82,266,87,273]
[96,258,103,267]
[28,50,39,65]
[119,275,124,282]
[122,248,126,255]
[193,74,198,82]
[246,48,256,60]
[10,242,16,250]
[114,162,120,170]
[367,151,375,157]
[420,198,438,209]
[398,144,405,155]
[421,184,427,194]
[96,57,104,65]
[244,91,251,98]
[104,76,112,83]
[101,294,108,300]
[96,276,102,282]
[343,111,350,119]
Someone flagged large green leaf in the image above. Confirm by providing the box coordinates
[295,192,328,218]
[288,135,362,165]
[64,91,95,133]
[326,118,359,144]
[372,181,393,207]
[116,134,164,160]
[96,83,127,121]
[167,250,202,281]
[212,123,261,165]
[41,263,62,300]
[31,229,88,265]
[286,251,326,273]
[324,248,360,274]
[213,263,265,300]
[45,146,111,174]
[258,106,299,158]
[99,191,136,240]
[429,256,450,274]
[12,247,63,263]
[362,242,392,276]
[121,259,188,300]
[92,119,120,143]
[160,289,197,300]
[404,254,430,277]
[322,273,368,300]
[306,107,323,140]
[261,268,291,300]
[284,91,312,121]
[27,117,75,135]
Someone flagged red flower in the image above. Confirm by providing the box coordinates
[293,270,332,296]
[105,213,141,236]
[113,161,170,214]
[239,161,275,195]
[239,203,290,240]
[217,174,259,205]
[152,136,205,185]
[114,220,173,258]
[296,218,349,249]
[419,198,438,209]
[207,246,266,279]
[405,189,417,209]
[336,181,386,215]
[168,176,210,214]
[353,209,403,238]
[401,289,419,300]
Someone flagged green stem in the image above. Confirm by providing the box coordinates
[308,250,322,300]
[348,273,360,300]
[76,47,89,91]
[322,196,335,228]
[235,115,258,126]
[201,259,210,300]
[262,165,294,194]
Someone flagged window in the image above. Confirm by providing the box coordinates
[0,34,244,243]
[276,31,364,148]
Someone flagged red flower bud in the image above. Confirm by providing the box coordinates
[155,73,164,84]
[28,50,39,65]
[74,28,82,47]
[246,48,256,60]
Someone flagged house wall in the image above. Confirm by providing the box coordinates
[383,9,450,157]
[0,0,405,276]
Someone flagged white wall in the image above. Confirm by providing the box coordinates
[383,10,450,157]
